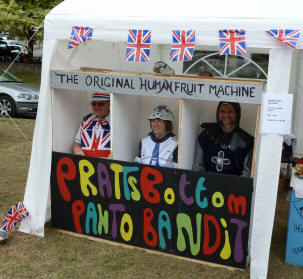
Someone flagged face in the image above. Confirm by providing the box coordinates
[218,104,236,131]
[91,100,110,119]
[150,119,166,139]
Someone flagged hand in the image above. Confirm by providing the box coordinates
[72,142,85,156]
[74,149,85,156]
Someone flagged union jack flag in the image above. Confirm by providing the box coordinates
[80,114,110,156]
[16,202,30,220]
[219,29,246,56]
[125,29,151,62]
[169,30,196,62]
[68,26,93,49]
[0,202,30,232]
[266,29,301,49]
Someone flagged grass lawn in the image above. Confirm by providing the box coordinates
[14,72,41,86]
[0,118,303,278]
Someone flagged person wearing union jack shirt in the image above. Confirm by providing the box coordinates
[135,105,178,168]
[73,93,111,158]
[192,102,254,177]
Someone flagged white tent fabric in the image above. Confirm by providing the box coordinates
[19,0,303,278]
[45,0,303,49]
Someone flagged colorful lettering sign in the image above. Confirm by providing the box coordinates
[51,152,253,268]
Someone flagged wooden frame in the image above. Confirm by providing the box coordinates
[49,68,264,269]
[50,68,264,169]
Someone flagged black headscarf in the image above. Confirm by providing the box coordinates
[216,101,241,130]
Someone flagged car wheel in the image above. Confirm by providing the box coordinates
[0,95,17,117]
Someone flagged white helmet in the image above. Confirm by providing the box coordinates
[148,105,174,122]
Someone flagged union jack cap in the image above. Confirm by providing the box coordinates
[91,93,110,101]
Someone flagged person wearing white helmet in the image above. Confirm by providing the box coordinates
[135,105,178,168]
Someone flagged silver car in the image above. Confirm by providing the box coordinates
[0,68,39,117]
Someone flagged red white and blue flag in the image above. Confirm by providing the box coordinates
[126,29,151,62]
[0,202,30,232]
[68,26,93,49]
[169,30,196,61]
[266,29,301,49]
[80,114,111,157]
[219,29,246,56]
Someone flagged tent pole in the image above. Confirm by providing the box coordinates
[250,48,293,279]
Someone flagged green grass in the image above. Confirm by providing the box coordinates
[15,72,41,85]
[0,118,303,278]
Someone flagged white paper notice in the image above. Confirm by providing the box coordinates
[261,93,293,135]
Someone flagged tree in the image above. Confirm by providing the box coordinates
[0,0,62,59]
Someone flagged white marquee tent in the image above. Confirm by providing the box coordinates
[19,0,303,278]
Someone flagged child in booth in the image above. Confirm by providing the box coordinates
[135,105,178,168]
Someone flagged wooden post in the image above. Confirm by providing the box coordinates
[251,104,261,178]
[177,99,183,169]
[250,48,293,279]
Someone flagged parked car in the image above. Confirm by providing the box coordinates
[0,40,27,62]
[7,45,28,63]
[0,40,12,61]
[0,68,39,117]
[0,31,10,40]
[4,40,23,47]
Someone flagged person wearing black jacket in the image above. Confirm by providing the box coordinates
[192,101,254,177]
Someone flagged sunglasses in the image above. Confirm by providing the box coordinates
[91,101,110,107]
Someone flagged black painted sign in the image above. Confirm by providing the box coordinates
[51,152,253,268]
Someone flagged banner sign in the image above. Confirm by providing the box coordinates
[50,70,264,104]
[51,152,253,268]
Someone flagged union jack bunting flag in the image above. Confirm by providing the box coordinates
[169,30,196,62]
[125,29,151,62]
[68,26,93,49]
[219,29,246,56]
[266,29,301,49]
[0,202,30,232]
[16,202,30,220]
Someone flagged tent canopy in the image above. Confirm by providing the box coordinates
[45,0,303,48]
[50,0,303,19]
[20,1,303,279]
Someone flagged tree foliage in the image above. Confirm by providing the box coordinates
[0,0,63,58]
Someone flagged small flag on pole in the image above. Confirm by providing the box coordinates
[125,29,151,62]
[169,30,196,61]
[219,29,246,56]
[68,26,93,49]
[266,29,300,49]
[0,202,30,232]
